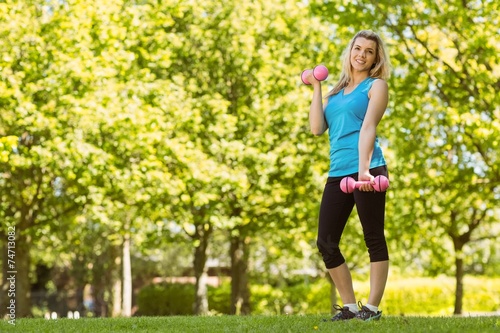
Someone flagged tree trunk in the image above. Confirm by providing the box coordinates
[71,252,89,316]
[230,234,251,315]
[15,223,32,318]
[193,223,212,315]
[92,285,108,317]
[2,222,34,319]
[112,254,122,317]
[449,208,483,315]
[195,270,209,315]
[1,234,8,317]
[75,285,86,316]
[92,245,119,318]
[454,253,464,315]
[122,232,132,317]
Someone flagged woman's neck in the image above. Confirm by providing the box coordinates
[350,73,369,86]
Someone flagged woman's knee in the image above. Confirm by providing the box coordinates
[365,237,389,262]
[317,237,345,268]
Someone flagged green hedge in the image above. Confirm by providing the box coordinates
[380,276,500,315]
[137,283,194,316]
[137,282,231,316]
[250,280,332,315]
[137,277,500,316]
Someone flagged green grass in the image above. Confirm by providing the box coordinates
[1,315,499,333]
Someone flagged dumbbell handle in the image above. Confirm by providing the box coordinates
[352,180,373,188]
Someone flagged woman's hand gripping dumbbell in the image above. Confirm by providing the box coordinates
[301,65,329,85]
[340,175,390,193]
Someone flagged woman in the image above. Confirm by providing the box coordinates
[307,30,391,321]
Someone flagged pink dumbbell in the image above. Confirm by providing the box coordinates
[301,65,329,85]
[340,175,390,193]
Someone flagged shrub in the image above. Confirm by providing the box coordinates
[357,276,500,316]
[137,282,231,316]
[137,283,194,316]
[207,282,231,314]
[250,284,287,315]
[250,278,332,315]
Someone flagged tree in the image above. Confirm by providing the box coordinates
[0,0,97,316]
[1,0,181,317]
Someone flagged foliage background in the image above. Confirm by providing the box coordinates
[0,0,499,318]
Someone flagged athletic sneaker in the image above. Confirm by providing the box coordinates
[326,304,357,321]
[355,303,382,321]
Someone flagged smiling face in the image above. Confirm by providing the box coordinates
[350,37,378,73]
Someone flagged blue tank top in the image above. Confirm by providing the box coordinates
[324,77,386,177]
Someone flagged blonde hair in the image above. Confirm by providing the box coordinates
[325,30,391,99]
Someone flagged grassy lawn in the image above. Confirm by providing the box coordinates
[1,315,499,333]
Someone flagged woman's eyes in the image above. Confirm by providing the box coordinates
[354,47,374,54]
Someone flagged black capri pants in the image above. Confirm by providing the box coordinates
[317,165,389,269]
